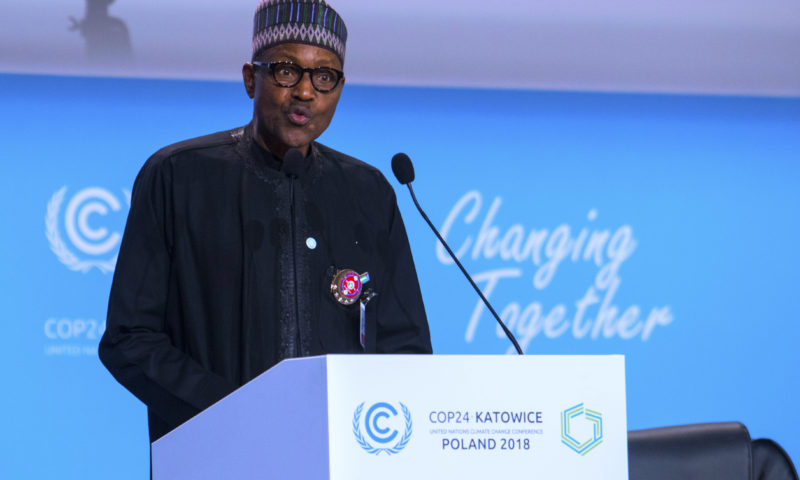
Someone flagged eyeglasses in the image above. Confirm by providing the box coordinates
[252,61,344,93]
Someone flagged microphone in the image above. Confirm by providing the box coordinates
[391,153,415,185]
[391,153,524,355]
[282,148,306,178]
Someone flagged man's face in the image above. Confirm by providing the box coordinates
[243,43,344,158]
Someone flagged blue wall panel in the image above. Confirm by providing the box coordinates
[1,74,798,478]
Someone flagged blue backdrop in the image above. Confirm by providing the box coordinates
[1,73,798,479]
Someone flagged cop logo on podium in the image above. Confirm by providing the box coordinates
[352,401,413,455]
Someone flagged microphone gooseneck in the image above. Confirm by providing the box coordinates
[282,147,304,355]
[391,153,524,355]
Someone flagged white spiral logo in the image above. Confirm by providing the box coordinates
[65,187,122,256]
[46,186,131,274]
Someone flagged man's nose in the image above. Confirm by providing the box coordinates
[292,72,315,100]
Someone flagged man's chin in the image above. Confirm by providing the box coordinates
[281,133,316,152]
[255,126,318,156]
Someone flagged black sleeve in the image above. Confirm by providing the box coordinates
[98,157,236,430]
[374,180,433,354]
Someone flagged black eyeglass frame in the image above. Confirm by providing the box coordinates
[252,61,344,93]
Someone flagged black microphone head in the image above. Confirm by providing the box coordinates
[282,148,306,178]
[391,152,415,185]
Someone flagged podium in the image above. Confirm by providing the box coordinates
[152,355,628,479]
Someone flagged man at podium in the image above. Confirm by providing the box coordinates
[99,0,432,443]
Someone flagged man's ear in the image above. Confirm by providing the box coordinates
[242,62,256,99]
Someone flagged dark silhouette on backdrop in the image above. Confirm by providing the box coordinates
[69,0,132,63]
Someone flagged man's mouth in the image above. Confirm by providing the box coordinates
[288,106,311,126]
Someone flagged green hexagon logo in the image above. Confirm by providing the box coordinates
[561,403,603,455]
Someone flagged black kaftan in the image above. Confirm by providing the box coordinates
[99,125,432,441]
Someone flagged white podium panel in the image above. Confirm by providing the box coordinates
[327,355,627,479]
[153,355,627,480]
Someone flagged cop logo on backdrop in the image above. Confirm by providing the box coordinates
[46,186,130,273]
[353,402,413,455]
